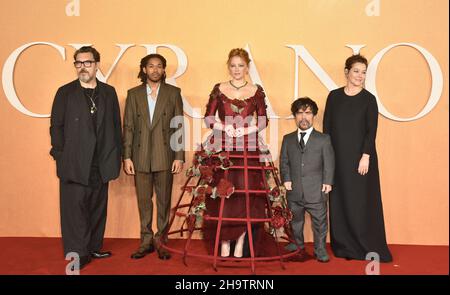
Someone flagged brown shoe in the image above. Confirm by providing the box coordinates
[130,245,155,259]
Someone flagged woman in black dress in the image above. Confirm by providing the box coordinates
[323,54,392,262]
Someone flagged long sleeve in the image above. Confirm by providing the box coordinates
[362,94,378,155]
[49,87,66,160]
[323,91,333,134]
[204,85,220,129]
[322,134,335,185]
[111,87,123,156]
[255,91,269,131]
[122,90,135,160]
[279,136,291,183]
[174,89,185,161]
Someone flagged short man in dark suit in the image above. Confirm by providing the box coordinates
[280,97,335,262]
[123,54,185,260]
[50,46,122,269]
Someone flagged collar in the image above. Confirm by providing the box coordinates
[146,83,161,98]
[298,126,313,137]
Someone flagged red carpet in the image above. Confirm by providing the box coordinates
[0,237,447,275]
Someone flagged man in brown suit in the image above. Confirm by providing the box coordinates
[123,54,185,260]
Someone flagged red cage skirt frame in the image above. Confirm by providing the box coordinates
[161,140,300,273]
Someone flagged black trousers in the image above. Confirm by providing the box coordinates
[59,167,108,257]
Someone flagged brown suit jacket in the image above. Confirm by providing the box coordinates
[123,82,185,172]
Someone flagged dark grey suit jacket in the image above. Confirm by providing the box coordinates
[50,79,122,185]
[123,82,185,173]
[280,129,335,203]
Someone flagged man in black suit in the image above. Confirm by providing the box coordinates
[50,46,122,269]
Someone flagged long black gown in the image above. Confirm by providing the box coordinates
[323,87,392,262]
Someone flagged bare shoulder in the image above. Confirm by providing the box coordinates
[248,83,258,91]
[219,81,231,91]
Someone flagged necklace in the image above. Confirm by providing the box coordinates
[86,87,97,114]
[229,80,248,90]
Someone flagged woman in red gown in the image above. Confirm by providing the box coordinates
[200,48,272,258]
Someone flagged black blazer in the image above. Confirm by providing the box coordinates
[50,79,122,185]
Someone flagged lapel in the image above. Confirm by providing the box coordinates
[74,79,106,134]
[151,82,169,130]
[136,84,151,129]
[95,79,106,133]
[74,80,94,133]
[293,131,303,152]
[303,129,318,153]
[292,128,317,153]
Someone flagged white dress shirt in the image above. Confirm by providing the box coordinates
[146,83,160,123]
[298,126,313,145]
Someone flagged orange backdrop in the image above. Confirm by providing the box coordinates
[0,0,448,245]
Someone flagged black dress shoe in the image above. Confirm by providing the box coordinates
[157,249,171,260]
[131,245,155,259]
[91,251,112,259]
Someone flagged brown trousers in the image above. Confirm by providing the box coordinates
[134,170,173,250]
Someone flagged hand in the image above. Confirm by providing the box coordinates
[322,184,332,194]
[224,125,236,137]
[284,181,292,191]
[123,158,135,175]
[262,154,270,167]
[358,154,370,175]
[235,127,245,138]
[172,160,184,174]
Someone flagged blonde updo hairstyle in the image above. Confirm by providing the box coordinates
[227,48,251,66]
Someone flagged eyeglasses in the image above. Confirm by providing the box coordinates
[74,60,96,68]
